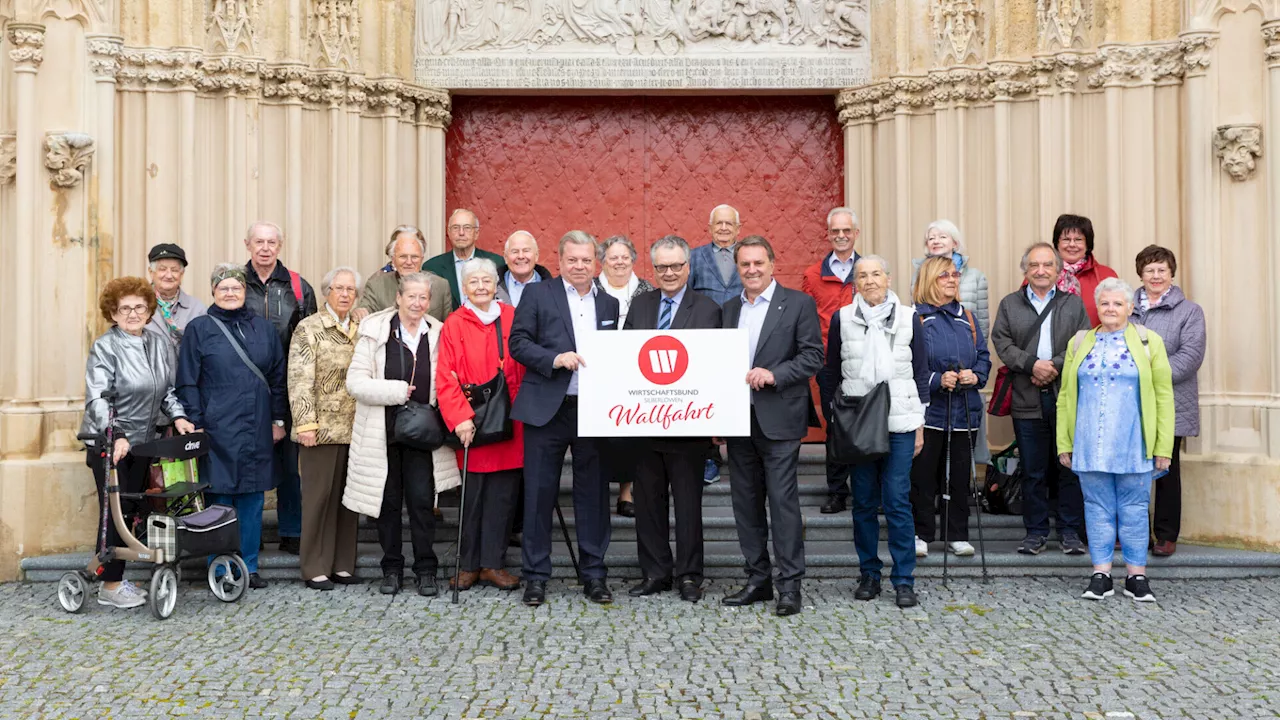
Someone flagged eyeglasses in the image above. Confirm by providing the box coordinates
[448,225,478,234]
[828,229,855,237]
[937,271,962,280]
[654,262,687,274]
[330,286,358,296]
[116,305,148,318]
[216,286,245,296]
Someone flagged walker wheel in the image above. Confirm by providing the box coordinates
[208,554,249,603]
[56,572,88,614]
[149,566,178,620]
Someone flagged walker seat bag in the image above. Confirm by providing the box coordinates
[175,504,240,556]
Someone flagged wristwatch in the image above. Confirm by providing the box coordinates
[273,420,285,428]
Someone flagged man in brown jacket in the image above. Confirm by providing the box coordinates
[354,226,451,323]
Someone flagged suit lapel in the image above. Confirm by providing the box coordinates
[723,296,741,329]
[551,278,576,342]
[594,289,616,330]
[671,293,694,330]
[755,286,786,351]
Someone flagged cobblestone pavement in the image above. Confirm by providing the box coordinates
[1,577,1278,719]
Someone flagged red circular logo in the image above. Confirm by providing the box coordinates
[638,335,690,385]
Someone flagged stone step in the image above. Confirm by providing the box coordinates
[22,540,1280,582]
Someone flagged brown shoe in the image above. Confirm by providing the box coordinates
[449,570,479,590]
[1152,540,1177,556]
[478,568,521,590]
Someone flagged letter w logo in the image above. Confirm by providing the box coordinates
[649,349,679,374]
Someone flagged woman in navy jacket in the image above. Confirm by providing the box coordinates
[177,264,288,587]
[908,256,991,558]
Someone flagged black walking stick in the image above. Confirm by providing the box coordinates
[942,386,953,588]
[452,445,470,605]
[554,500,581,581]
[962,388,991,583]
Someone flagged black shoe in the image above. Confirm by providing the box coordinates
[775,591,801,616]
[279,537,300,555]
[1060,532,1087,556]
[1017,535,1048,555]
[417,574,439,597]
[1124,574,1156,603]
[721,583,774,606]
[522,580,547,607]
[305,577,335,591]
[508,532,523,548]
[379,573,402,595]
[853,575,882,601]
[583,579,614,604]
[628,577,673,597]
[1081,572,1114,600]
[678,579,702,603]
[616,500,635,518]
[894,585,918,608]
[820,494,847,514]
[332,574,362,585]
[248,573,268,589]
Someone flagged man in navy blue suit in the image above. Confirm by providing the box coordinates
[509,230,621,607]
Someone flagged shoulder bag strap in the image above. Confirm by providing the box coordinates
[208,316,268,387]
[495,316,505,369]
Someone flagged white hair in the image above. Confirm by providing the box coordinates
[321,266,362,296]
[245,221,283,244]
[854,255,890,276]
[708,204,740,225]
[504,230,537,253]
[827,207,859,228]
[1094,277,1135,305]
[924,219,966,255]
[598,235,637,263]
[460,258,499,286]
[448,208,479,230]
[386,226,427,257]
[649,234,691,264]
[397,272,433,294]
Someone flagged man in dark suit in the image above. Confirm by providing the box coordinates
[509,230,621,607]
[720,235,825,616]
[622,234,723,603]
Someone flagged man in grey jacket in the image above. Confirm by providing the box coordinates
[991,242,1091,556]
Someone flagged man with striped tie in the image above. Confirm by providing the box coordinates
[622,234,723,602]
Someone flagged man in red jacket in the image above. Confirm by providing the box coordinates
[801,207,860,514]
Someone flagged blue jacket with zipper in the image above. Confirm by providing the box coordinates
[916,300,991,431]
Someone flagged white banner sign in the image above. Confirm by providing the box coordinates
[576,329,752,438]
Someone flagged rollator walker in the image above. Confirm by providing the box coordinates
[57,390,249,619]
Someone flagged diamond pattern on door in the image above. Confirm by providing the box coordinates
[445,96,844,289]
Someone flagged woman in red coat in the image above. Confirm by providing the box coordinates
[1052,213,1118,326]
[436,258,527,592]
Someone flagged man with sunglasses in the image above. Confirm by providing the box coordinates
[422,208,504,312]
[622,234,723,602]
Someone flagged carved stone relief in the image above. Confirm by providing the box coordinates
[0,133,15,186]
[7,23,45,69]
[1037,0,1086,51]
[44,132,95,188]
[1214,124,1262,182]
[1088,42,1186,88]
[932,0,982,65]
[37,0,111,31]
[310,0,360,69]
[207,0,260,54]
[86,34,123,78]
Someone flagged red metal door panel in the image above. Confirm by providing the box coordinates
[445,96,844,289]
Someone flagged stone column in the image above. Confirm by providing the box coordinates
[87,36,122,286]
[1181,31,1218,416]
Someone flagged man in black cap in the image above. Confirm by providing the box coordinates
[146,243,207,346]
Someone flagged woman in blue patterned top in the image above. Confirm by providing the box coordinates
[1056,277,1174,603]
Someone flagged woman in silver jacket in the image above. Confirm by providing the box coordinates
[80,276,194,609]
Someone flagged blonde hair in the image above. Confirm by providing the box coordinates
[912,256,956,307]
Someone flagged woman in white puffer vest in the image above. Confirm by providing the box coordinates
[818,255,931,609]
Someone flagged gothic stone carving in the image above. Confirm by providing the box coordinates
[310,0,360,69]
[86,35,123,78]
[1263,20,1280,65]
[7,23,45,68]
[1037,0,1087,51]
[932,0,982,65]
[207,0,260,54]
[1214,124,1262,182]
[44,132,95,189]
[0,134,15,185]
[1088,42,1186,88]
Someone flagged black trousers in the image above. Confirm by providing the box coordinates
[909,429,975,542]
[726,411,805,592]
[86,448,148,583]
[458,469,520,572]
[827,461,851,500]
[635,448,706,583]
[1152,437,1184,543]
[378,444,437,577]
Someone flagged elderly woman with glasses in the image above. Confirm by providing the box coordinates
[1057,277,1174,603]
[177,264,288,589]
[81,277,195,609]
[594,235,655,518]
[1051,213,1118,326]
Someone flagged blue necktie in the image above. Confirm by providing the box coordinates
[658,298,674,330]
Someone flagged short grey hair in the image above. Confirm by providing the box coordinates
[709,204,740,224]
[448,208,479,230]
[1020,242,1062,273]
[649,234,691,264]
[924,219,966,254]
[385,226,427,257]
[397,272,433,294]
[245,221,283,244]
[460,258,499,286]
[1094,277,1135,305]
[504,230,537,253]
[321,266,362,296]
[598,235,637,263]
[148,260,186,273]
[827,207,859,228]
[558,230,598,258]
[854,255,890,276]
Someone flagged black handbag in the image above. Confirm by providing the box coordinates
[445,317,514,449]
[826,381,891,465]
[390,327,447,452]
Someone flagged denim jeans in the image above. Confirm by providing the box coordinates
[205,491,265,573]
[1078,471,1152,567]
[274,438,302,538]
[1012,390,1083,539]
[851,431,916,587]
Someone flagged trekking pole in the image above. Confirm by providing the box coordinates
[963,388,990,583]
[452,445,469,605]
[554,501,581,582]
[942,384,953,589]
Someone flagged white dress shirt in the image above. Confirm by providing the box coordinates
[1027,286,1055,361]
[505,269,540,307]
[737,279,776,368]
[564,279,598,396]
[828,253,854,283]
[452,248,477,297]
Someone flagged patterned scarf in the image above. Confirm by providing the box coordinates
[1057,255,1091,296]
[155,290,181,342]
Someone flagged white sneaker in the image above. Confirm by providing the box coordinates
[120,579,147,599]
[949,541,975,556]
[97,582,145,609]
[915,536,929,557]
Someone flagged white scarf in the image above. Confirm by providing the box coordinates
[464,298,502,326]
[603,273,640,316]
[855,289,901,387]
[325,303,350,332]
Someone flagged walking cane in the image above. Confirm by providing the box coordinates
[962,390,990,583]
[554,501,581,581]
[942,385,953,588]
[452,445,470,605]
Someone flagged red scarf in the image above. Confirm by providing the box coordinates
[1057,255,1093,296]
